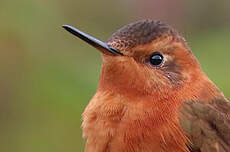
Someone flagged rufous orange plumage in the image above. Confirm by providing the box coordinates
[63,19,230,152]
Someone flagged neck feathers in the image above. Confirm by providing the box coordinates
[83,62,222,152]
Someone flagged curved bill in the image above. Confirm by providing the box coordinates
[62,25,123,56]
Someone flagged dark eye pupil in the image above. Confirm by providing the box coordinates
[150,53,163,66]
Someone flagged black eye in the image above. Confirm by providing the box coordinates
[149,53,164,66]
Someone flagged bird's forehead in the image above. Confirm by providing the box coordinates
[107,19,176,53]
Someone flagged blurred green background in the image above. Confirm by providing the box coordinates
[0,0,229,152]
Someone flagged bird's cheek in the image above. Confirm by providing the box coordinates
[141,69,167,90]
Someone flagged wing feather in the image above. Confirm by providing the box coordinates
[180,98,230,152]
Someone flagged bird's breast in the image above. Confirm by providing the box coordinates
[82,91,188,152]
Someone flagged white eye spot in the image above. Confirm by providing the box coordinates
[163,54,173,62]
[156,54,172,66]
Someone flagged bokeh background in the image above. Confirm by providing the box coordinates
[1,0,230,151]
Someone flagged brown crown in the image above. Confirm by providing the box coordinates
[107,19,178,51]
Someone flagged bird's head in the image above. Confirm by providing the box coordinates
[63,20,225,152]
[63,19,221,103]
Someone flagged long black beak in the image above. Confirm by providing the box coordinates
[62,25,123,56]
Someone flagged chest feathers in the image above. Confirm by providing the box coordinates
[82,91,189,152]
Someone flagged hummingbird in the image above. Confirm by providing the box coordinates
[62,19,230,152]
